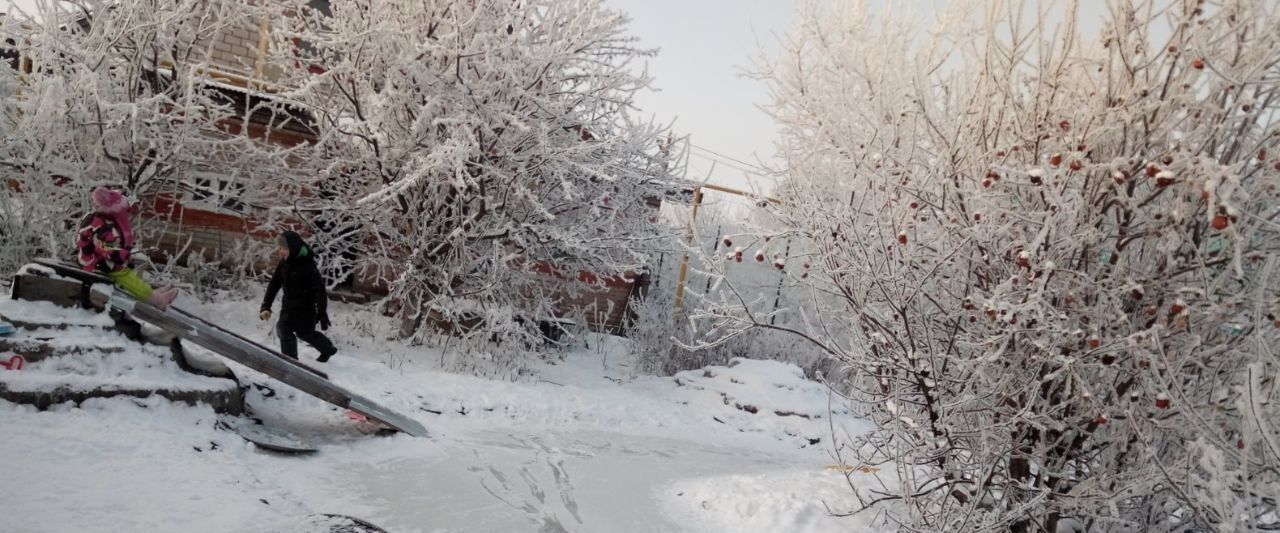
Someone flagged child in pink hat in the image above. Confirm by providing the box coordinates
[76,187,178,309]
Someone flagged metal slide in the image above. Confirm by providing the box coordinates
[88,284,429,438]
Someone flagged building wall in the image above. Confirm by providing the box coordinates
[187,0,295,83]
[208,18,262,75]
[528,264,642,334]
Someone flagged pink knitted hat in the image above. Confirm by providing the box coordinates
[91,187,130,214]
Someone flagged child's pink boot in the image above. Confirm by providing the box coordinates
[148,286,179,310]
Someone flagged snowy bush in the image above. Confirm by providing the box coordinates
[693,1,1280,530]
[629,197,829,376]
[263,0,681,365]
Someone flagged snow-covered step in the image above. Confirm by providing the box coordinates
[0,298,116,330]
[0,321,136,358]
[0,296,243,414]
[0,346,243,413]
[0,336,126,363]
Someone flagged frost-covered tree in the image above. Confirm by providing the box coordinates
[694,1,1280,530]
[0,0,295,275]
[269,0,679,360]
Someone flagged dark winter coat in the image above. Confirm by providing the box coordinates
[261,231,329,328]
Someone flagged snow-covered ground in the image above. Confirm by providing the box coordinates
[0,289,891,532]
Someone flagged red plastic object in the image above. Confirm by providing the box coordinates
[0,355,25,371]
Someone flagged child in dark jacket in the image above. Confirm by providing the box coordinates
[260,231,338,362]
[76,187,178,309]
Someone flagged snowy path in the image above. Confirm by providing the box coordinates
[0,398,868,533]
[335,430,804,532]
[1,293,887,532]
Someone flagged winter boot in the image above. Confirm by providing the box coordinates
[148,286,179,310]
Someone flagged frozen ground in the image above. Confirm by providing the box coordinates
[0,289,893,532]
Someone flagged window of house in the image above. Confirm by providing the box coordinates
[186,171,247,213]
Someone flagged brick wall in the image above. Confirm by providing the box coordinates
[552,277,638,334]
[185,0,268,78]
[527,265,641,334]
[209,22,261,75]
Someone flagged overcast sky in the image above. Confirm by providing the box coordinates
[605,0,1121,193]
[604,0,793,193]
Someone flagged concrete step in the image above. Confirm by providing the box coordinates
[0,298,116,331]
[0,337,126,363]
[0,383,243,414]
[1,279,244,414]
[0,346,243,415]
[0,322,243,414]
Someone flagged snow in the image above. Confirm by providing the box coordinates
[0,299,236,393]
[1,346,235,392]
[0,298,116,327]
[0,291,885,532]
[663,470,887,533]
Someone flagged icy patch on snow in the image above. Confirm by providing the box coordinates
[662,469,892,532]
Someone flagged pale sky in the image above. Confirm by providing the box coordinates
[605,0,1121,193]
[604,0,794,193]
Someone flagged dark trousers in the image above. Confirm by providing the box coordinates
[276,317,336,359]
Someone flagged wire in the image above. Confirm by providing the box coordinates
[688,150,768,177]
[688,143,774,175]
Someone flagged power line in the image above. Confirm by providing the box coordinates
[688,143,774,175]
[687,150,768,177]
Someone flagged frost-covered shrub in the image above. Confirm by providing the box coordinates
[268,0,681,368]
[0,0,293,276]
[696,1,1280,530]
